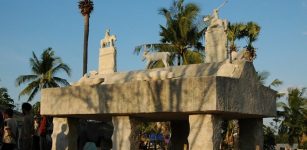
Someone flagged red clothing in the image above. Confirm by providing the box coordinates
[38,116,47,136]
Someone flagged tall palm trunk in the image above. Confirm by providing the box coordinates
[83,14,90,75]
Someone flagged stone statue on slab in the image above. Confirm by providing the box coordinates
[101,29,117,48]
[204,0,228,31]
[142,51,171,69]
[73,71,104,86]
[204,0,229,63]
[99,29,117,74]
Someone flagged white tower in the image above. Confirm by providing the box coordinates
[98,29,117,74]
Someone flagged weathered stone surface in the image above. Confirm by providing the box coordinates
[51,118,78,150]
[216,63,277,116]
[41,62,276,119]
[112,116,131,150]
[99,47,116,74]
[239,118,263,150]
[205,27,227,63]
[188,114,222,150]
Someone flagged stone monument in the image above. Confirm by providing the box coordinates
[99,29,117,74]
[204,0,228,63]
[41,4,277,149]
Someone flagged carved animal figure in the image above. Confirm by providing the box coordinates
[143,51,171,68]
[73,71,104,86]
[101,29,116,48]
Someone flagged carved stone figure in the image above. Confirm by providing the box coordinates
[204,0,228,31]
[99,29,117,74]
[73,71,104,86]
[204,0,229,63]
[143,51,171,68]
[100,29,116,48]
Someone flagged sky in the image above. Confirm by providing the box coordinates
[0,0,307,109]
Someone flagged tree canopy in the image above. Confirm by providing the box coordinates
[0,85,15,109]
[16,48,71,101]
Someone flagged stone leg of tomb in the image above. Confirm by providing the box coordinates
[188,114,222,150]
[51,117,78,150]
[112,116,132,150]
[169,120,189,150]
[239,118,263,150]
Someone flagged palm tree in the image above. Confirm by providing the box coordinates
[16,48,71,101]
[278,88,307,147]
[78,0,94,75]
[227,23,245,52]
[227,22,245,61]
[135,0,204,68]
[159,0,203,65]
[242,21,260,61]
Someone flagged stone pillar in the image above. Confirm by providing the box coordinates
[239,118,263,150]
[99,46,116,74]
[51,118,78,150]
[205,27,227,63]
[99,29,117,74]
[169,120,189,150]
[112,116,131,150]
[188,114,222,150]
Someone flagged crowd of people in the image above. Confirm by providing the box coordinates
[0,103,52,150]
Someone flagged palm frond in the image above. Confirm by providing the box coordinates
[27,86,39,102]
[52,63,71,77]
[30,51,41,74]
[53,77,70,86]
[16,75,38,86]
[270,79,283,88]
[257,71,270,85]
[184,50,204,64]
[78,0,94,16]
[18,79,40,99]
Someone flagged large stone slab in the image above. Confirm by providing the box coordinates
[41,62,276,119]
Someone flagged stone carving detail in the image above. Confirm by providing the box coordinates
[100,29,116,48]
[99,29,117,74]
[143,51,171,68]
[204,0,228,63]
[73,71,104,86]
[204,0,228,31]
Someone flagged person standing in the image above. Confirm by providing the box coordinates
[32,116,40,150]
[2,108,18,150]
[38,115,48,150]
[19,103,34,150]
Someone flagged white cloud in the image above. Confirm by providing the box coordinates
[302,32,307,35]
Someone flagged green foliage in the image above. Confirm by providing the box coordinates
[263,125,276,150]
[257,71,270,85]
[0,86,15,109]
[227,22,245,52]
[78,0,94,16]
[227,22,260,61]
[159,0,203,65]
[278,88,307,146]
[33,101,40,116]
[135,0,204,68]
[242,22,261,59]
[16,47,71,101]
